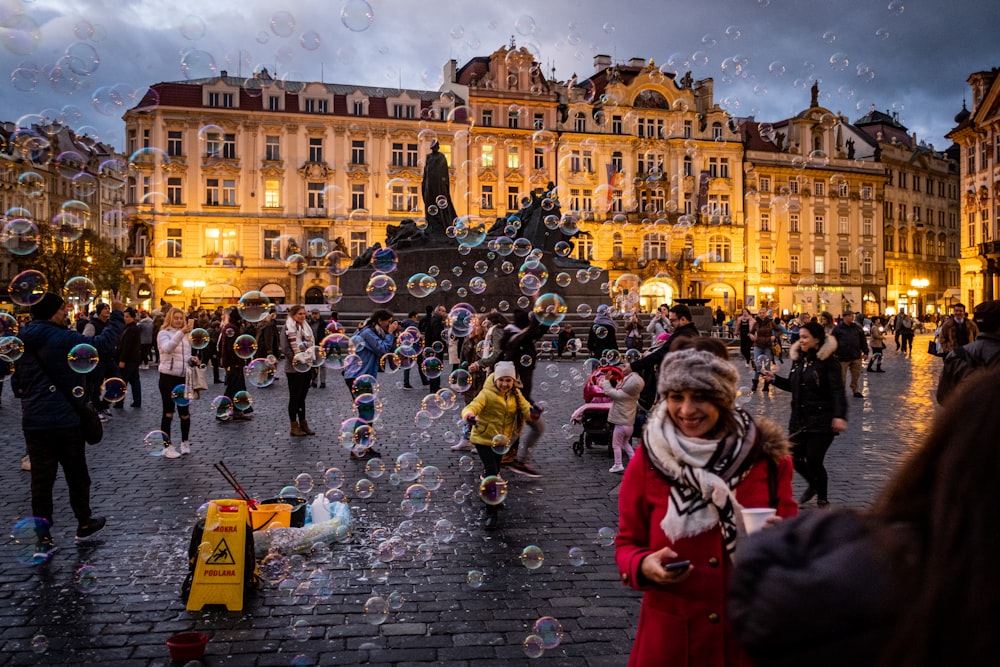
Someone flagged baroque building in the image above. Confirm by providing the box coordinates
[0,121,126,309]
[120,44,748,313]
[947,68,1000,304]
[444,46,747,312]
[855,108,960,317]
[740,84,888,318]
[121,68,465,310]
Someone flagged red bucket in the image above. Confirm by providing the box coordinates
[166,632,209,661]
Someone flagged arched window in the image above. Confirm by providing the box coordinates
[712,122,723,140]
[642,233,668,261]
[304,286,325,304]
[612,232,623,259]
[708,235,731,263]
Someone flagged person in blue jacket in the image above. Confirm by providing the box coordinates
[13,291,125,562]
[344,309,400,392]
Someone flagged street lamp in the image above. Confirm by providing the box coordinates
[910,278,929,318]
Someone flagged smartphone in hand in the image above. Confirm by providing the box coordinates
[663,559,691,572]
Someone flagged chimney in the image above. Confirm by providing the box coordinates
[594,54,612,70]
[220,70,227,78]
[694,78,714,114]
[628,58,646,68]
[443,59,457,84]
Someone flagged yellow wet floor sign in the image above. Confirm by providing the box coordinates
[186,499,250,611]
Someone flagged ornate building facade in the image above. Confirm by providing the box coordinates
[855,108,960,317]
[121,68,465,311]
[0,121,126,309]
[740,85,888,318]
[445,46,747,313]
[948,68,1000,305]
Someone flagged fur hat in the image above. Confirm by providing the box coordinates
[657,348,739,411]
[30,292,64,321]
[493,361,516,380]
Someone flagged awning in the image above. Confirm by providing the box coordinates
[260,283,286,298]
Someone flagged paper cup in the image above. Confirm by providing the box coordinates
[742,507,777,534]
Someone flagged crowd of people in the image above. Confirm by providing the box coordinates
[12,288,1000,664]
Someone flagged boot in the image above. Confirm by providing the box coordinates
[751,379,758,392]
[866,361,874,371]
[299,419,315,436]
[762,381,770,394]
[290,421,307,437]
[875,364,885,373]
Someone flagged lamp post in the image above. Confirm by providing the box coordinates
[910,278,929,319]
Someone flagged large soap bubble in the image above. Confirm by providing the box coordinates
[67,343,99,373]
[8,270,47,306]
[366,274,396,304]
[238,290,271,323]
[532,293,567,327]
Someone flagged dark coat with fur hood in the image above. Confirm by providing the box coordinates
[616,413,797,667]
[771,335,846,434]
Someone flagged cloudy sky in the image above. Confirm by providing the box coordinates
[1,0,996,151]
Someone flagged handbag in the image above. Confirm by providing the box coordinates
[184,363,208,399]
[772,341,782,357]
[28,348,103,444]
[927,340,939,356]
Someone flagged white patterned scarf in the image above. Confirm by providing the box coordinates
[643,402,758,556]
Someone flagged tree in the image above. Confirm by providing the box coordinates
[16,226,125,298]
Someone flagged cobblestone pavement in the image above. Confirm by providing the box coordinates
[0,335,942,665]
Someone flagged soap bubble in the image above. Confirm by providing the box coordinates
[64,276,97,308]
[355,478,375,498]
[294,473,314,494]
[363,595,389,624]
[533,616,564,649]
[8,270,47,306]
[212,395,234,420]
[532,293,567,327]
[478,475,507,505]
[597,526,616,546]
[67,343,99,373]
[245,358,276,387]
[568,547,586,566]
[448,368,472,392]
[491,433,511,455]
[523,634,545,658]
[0,336,24,362]
[395,452,422,481]
[233,390,253,411]
[189,328,211,349]
[100,377,127,403]
[171,384,190,407]
[238,290,271,323]
[371,247,399,273]
[520,545,545,570]
[342,0,375,32]
[233,334,258,359]
[323,467,344,489]
[366,273,397,304]
[466,569,485,588]
[406,273,437,298]
[143,430,168,456]
[404,484,431,513]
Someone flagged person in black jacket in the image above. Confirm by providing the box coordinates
[14,292,125,560]
[936,299,1000,404]
[763,321,846,507]
[423,305,447,393]
[115,307,143,408]
[831,311,869,398]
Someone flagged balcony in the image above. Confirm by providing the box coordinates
[124,256,146,269]
[978,241,1000,257]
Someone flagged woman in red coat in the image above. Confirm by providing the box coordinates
[616,347,797,666]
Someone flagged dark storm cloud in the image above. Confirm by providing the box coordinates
[1,0,995,149]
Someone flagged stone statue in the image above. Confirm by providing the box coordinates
[680,71,693,90]
[810,81,819,107]
[351,242,380,269]
[385,219,428,249]
[846,138,856,160]
[421,141,457,242]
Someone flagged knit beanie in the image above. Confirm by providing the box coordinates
[494,361,516,380]
[657,348,738,411]
[30,292,64,321]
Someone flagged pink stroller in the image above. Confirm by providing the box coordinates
[571,367,623,457]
